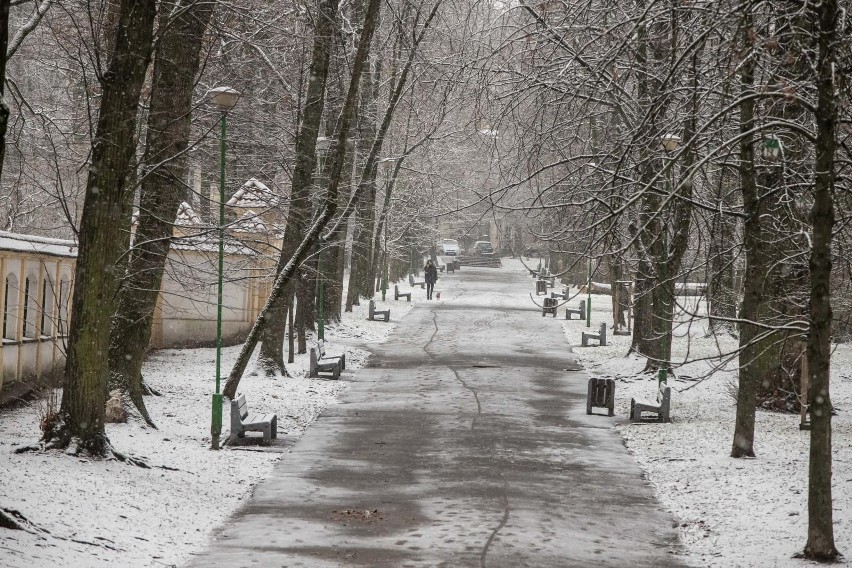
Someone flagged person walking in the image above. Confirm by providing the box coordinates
[424,259,438,300]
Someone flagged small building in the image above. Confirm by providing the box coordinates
[0,179,283,401]
[0,231,76,399]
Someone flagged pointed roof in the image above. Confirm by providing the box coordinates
[227,178,278,209]
[175,202,203,226]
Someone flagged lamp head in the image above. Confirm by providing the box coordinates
[660,133,681,152]
[762,136,782,161]
[206,86,241,111]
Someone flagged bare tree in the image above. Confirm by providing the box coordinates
[224,0,383,398]
[45,0,157,455]
[108,0,214,426]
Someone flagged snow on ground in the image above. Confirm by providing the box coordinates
[552,264,852,567]
[0,289,413,568]
[4,258,851,568]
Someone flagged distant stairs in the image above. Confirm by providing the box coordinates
[457,255,502,268]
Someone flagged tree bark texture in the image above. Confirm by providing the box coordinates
[345,178,377,309]
[108,0,213,425]
[52,0,157,454]
[0,0,11,182]
[732,4,760,458]
[804,0,839,559]
[346,39,380,310]
[751,5,812,411]
[708,171,737,333]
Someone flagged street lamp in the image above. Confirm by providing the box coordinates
[380,158,396,301]
[585,162,598,327]
[315,136,332,341]
[206,86,241,451]
[657,132,680,386]
[762,136,782,162]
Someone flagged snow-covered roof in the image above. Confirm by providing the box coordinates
[226,178,278,209]
[0,230,77,258]
[232,211,268,234]
[175,202,203,226]
[171,234,256,256]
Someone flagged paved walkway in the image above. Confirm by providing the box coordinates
[188,264,687,568]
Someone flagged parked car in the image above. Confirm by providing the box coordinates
[439,238,460,256]
[472,240,494,256]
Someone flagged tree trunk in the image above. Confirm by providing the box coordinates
[257,0,339,369]
[49,0,157,454]
[256,288,290,376]
[322,147,353,325]
[0,1,10,181]
[708,171,737,334]
[108,0,213,425]
[346,48,380,309]
[323,223,345,324]
[224,0,383,399]
[732,3,760,458]
[752,5,811,411]
[804,0,839,558]
[628,0,662,364]
[345,181,377,308]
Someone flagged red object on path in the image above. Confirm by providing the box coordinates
[436,292,441,300]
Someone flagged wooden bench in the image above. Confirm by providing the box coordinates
[309,340,344,379]
[541,297,558,317]
[565,300,586,320]
[587,378,615,416]
[581,321,607,347]
[529,268,539,278]
[446,262,455,273]
[409,273,425,289]
[542,275,555,288]
[535,279,547,295]
[550,290,568,301]
[368,299,390,322]
[394,285,411,302]
[630,382,672,422]
[230,393,277,443]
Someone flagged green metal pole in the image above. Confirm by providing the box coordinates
[317,244,324,341]
[586,256,592,327]
[658,230,669,386]
[212,112,226,450]
[381,227,388,301]
[316,151,326,341]
[659,163,672,386]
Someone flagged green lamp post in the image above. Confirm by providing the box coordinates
[379,158,395,301]
[586,256,592,327]
[206,86,241,451]
[315,136,331,341]
[584,162,598,328]
[658,132,681,386]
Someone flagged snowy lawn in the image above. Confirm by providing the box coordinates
[4,259,851,568]
[0,290,413,568]
[561,284,852,567]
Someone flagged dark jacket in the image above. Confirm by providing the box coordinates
[424,264,438,284]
